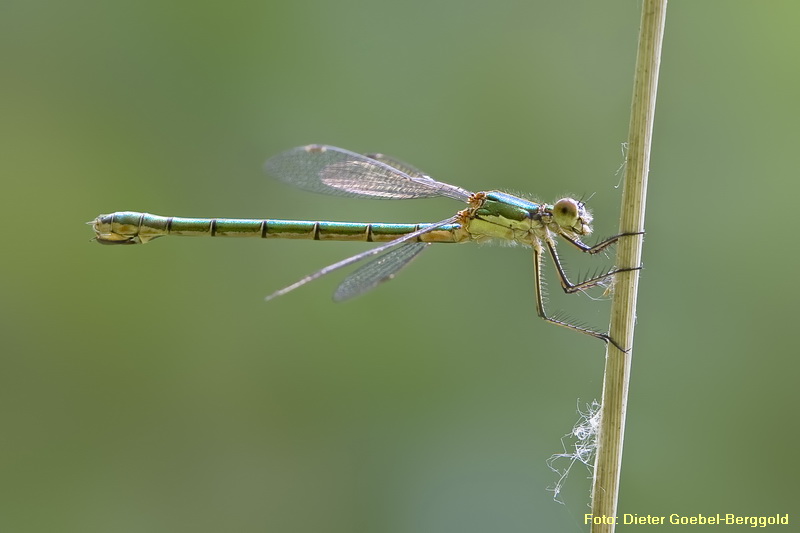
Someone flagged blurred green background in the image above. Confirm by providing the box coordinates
[3,1,798,531]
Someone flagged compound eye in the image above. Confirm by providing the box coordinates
[553,198,579,227]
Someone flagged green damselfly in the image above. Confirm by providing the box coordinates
[92,144,639,348]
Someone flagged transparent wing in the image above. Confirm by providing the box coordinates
[364,152,428,179]
[264,145,472,202]
[265,215,460,301]
[333,242,429,302]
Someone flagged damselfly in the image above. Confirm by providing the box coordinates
[92,144,639,349]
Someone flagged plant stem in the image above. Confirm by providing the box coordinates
[589,1,666,531]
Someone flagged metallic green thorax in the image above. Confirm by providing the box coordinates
[464,191,548,244]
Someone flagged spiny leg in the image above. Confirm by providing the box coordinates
[531,240,624,350]
[545,236,640,294]
[559,231,644,255]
